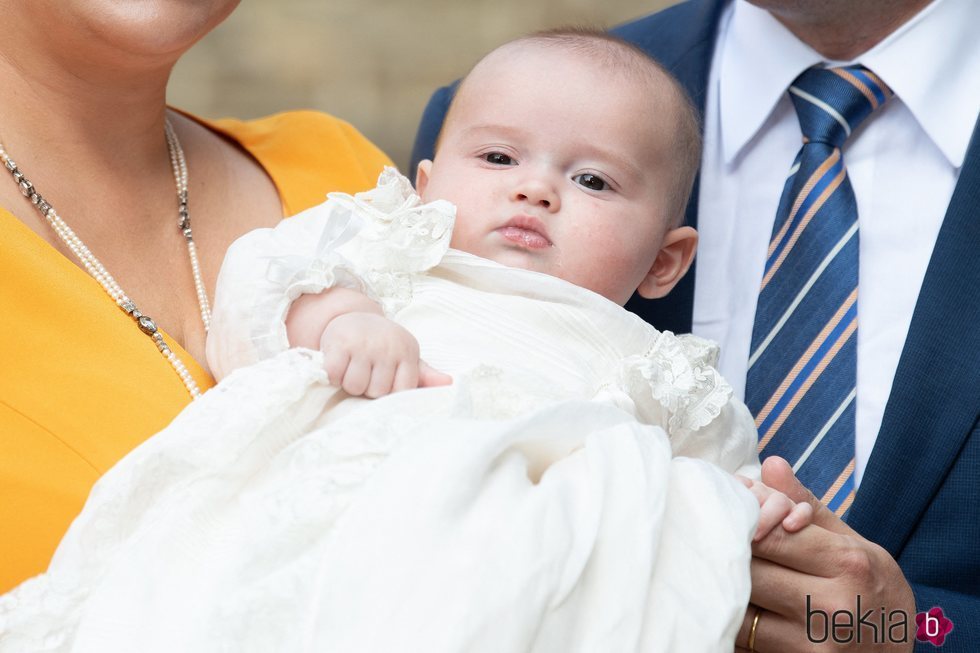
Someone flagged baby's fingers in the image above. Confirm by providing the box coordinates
[322,347,351,387]
[364,362,396,399]
[340,357,371,396]
[418,361,452,388]
[388,360,451,394]
[392,361,419,393]
[754,491,795,542]
[781,501,813,532]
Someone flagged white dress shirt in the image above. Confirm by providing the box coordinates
[693,0,980,486]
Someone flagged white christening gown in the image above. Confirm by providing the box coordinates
[0,169,760,653]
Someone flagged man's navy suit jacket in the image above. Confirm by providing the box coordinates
[410,1,980,648]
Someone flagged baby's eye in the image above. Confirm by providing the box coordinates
[484,152,515,166]
[573,173,607,191]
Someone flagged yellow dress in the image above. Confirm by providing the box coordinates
[0,110,392,592]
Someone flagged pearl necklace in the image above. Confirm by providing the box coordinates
[0,120,212,398]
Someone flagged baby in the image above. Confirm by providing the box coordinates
[285,29,702,395]
[280,28,807,534]
[1,29,806,653]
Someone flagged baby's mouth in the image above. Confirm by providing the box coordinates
[497,216,552,249]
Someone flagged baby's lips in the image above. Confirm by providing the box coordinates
[497,226,552,249]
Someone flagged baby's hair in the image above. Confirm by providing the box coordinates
[515,26,672,85]
[440,27,703,228]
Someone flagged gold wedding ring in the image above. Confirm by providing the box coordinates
[748,607,763,653]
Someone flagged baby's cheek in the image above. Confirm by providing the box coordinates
[448,221,477,253]
[572,238,648,301]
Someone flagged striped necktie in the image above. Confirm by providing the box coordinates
[745,65,892,518]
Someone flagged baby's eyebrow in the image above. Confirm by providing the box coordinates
[458,124,529,140]
[578,145,643,186]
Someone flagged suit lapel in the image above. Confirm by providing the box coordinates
[848,118,980,555]
[620,0,725,333]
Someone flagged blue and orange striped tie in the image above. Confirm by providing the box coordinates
[746,65,892,518]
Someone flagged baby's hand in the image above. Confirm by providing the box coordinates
[736,475,814,542]
[320,312,452,398]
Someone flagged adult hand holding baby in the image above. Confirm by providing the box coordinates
[287,286,451,398]
[735,457,915,653]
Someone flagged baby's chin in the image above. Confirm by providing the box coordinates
[464,246,631,305]
[480,245,553,274]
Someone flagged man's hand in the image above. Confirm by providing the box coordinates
[321,312,451,398]
[735,457,915,652]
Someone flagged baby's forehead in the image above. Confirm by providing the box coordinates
[469,40,655,85]
[456,40,682,119]
[455,51,671,134]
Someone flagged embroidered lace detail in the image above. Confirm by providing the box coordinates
[327,168,454,271]
[618,331,732,437]
[283,167,455,315]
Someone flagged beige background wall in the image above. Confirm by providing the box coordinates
[168,0,679,171]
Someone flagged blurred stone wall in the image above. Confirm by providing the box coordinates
[168,0,679,171]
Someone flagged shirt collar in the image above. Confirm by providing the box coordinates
[720,0,980,168]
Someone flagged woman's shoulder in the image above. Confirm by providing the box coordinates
[201,110,394,216]
[212,110,376,152]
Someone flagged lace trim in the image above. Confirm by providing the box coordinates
[244,168,456,359]
[618,331,732,436]
[287,167,453,314]
[328,168,453,269]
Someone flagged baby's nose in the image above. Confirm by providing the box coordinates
[512,177,560,211]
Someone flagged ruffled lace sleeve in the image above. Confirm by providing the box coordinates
[611,331,760,477]
[206,167,455,380]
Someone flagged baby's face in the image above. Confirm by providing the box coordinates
[417,44,683,305]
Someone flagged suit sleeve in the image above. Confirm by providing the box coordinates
[408,82,459,175]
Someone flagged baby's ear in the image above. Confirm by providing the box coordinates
[415,160,433,197]
[636,226,698,299]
